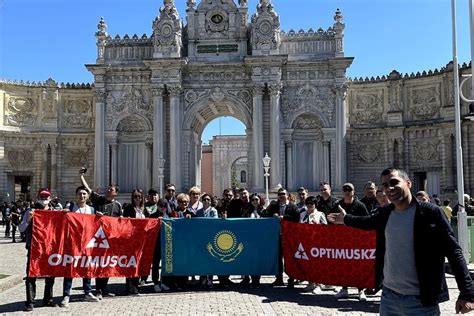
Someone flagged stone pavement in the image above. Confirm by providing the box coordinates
[0,223,465,315]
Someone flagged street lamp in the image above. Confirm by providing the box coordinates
[158,158,166,196]
[451,0,470,261]
[262,153,271,207]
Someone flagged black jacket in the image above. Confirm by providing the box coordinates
[123,204,150,218]
[344,199,474,306]
[266,201,299,222]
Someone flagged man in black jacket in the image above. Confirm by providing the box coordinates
[329,168,474,314]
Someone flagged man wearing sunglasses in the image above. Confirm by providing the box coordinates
[267,188,299,288]
[163,183,178,216]
[332,182,369,301]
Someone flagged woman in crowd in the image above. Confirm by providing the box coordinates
[60,186,100,308]
[187,186,202,217]
[150,200,171,292]
[247,193,265,288]
[123,189,149,295]
[300,195,327,294]
[196,193,218,288]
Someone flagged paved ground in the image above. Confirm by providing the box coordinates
[0,224,465,315]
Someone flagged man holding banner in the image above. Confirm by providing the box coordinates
[328,168,474,315]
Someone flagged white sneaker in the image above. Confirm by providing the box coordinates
[335,288,349,299]
[160,283,170,291]
[304,282,317,292]
[84,292,100,302]
[154,284,162,292]
[312,285,322,295]
[322,284,336,291]
[359,290,367,302]
[59,296,69,308]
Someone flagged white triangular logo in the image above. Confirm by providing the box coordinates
[294,243,309,260]
[86,227,110,249]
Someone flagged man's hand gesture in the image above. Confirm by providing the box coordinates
[456,299,474,314]
[327,205,346,225]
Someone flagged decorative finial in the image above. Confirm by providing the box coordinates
[334,8,343,23]
[186,0,195,8]
[239,0,248,8]
[97,17,107,33]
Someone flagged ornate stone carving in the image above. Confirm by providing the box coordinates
[94,90,106,103]
[108,87,150,113]
[205,7,229,35]
[414,140,438,161]
[210,87,225,102]
[356,144,380,163]
[63,99,93,128]
[117,115,149,132]
[281,84,334,125]
[351,92,383,124]
[292,114,322,129]
[152,0,182,57]
[167,85,182,97]
[250,0,281,53]
[388,81,401,111]
[5,148,34,169]
[5,96,37,127]
[64,149,89,167]
[410,86,441,119]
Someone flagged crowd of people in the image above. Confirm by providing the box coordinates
[4,167,474,314]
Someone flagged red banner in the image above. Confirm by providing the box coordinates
[281,221,376,289]
[29,210,160,278]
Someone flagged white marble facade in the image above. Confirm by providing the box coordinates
[0,0,473,201]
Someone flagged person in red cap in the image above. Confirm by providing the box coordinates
[18,188,58,312]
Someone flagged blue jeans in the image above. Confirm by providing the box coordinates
[380,286,440,316]
[63,278,92,296]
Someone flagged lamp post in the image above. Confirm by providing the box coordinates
[451,0,469,261]
[262,153,271,207]
[158,158,166,196]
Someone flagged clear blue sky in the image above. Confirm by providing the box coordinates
[0,0,471,143]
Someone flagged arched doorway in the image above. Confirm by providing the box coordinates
[182,88,252,194]
[114,115,153,192]
[288,113,330,191]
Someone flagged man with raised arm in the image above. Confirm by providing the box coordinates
[79,168,121,300]
[328,167,474,315]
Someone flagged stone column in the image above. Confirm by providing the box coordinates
[252,84,264,191]
[110,142,118,185]
[269,83,282,189]
[94,90,106,189]
[152,87,165,188]
[41,144,48,188]
[50,143,57,195]
[145,141,153,191]
[334,84,347,188]
[285,141,293,190]
[322,141,331,182]
[168,85,182,190]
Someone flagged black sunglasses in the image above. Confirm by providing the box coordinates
[343,188,353,192]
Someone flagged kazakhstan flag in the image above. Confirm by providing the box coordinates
[161,217,280,276]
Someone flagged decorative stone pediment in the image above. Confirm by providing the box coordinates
[152,0,182,58]
[414,140,438,161]
[250,0,281,54]
[184,87,251,114]
[64,149,89,167]
[117,115,150,133]
[292,114,322,130]
[4,96,37,127]
[281,84,334,126]
[356,143,381,163]
[63,99,93,128]
[409,86,441,119]
[105,87,152,130]
[5,148,34,169]
[351,91,383,124]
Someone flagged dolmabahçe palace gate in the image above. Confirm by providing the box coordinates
[0,0,473,201]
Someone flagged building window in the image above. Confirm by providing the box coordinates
[240,170,247,183]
